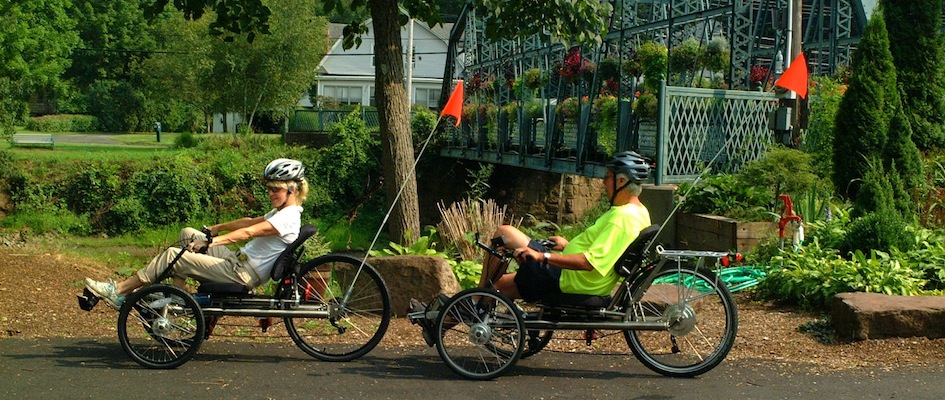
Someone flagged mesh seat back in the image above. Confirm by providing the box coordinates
[270,224,318,281]
[615,224,661,277]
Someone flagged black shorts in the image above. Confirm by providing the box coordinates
[513,240,562,302]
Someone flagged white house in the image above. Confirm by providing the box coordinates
[306,20,455,109]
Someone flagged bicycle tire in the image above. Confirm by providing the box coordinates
[285,254,391,362]
[117,285,205,369]
[623,265,738,377]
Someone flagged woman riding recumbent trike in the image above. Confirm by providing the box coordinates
[78,225,391,369]
[407,224,741,380]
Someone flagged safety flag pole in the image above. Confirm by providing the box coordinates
[354,80,464,276]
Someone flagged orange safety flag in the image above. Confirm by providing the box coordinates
[774,52,809,99]
[440,80,464,126]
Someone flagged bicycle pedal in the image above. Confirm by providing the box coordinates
[77,288,100,311]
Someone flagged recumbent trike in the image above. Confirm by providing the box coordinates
[78,224,392,368]
[407,224,740,380]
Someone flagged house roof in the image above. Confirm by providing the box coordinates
[318,20,455,79]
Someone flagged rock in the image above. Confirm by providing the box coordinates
[367,255,461,317]
[831,292,945,341]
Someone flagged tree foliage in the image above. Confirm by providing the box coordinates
[0,0,79,135]
[832,10,896,201]
[834,7,922,220]
[883,0,945,150]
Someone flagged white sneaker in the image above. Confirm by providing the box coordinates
[84,278,125,309]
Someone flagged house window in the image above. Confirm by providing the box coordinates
[414,88,441,109]
[322,85,363,105]
[369,86,376,107]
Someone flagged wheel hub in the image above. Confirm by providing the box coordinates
[151,317,175,337]
[467,322,492,345]
[664,303,697,336]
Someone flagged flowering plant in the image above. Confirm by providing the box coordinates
[468,71,495,94]
[559,47,594,83]
[749,66,770,84]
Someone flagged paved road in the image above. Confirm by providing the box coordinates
[2,338,943,399]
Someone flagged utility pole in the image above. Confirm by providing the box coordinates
[791,0,805,146]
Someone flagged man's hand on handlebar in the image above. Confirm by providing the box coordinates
[547,236,567,251]
[512,246,542,264]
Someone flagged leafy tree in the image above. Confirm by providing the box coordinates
[140,11,216,132]
[65,0,158,90]
[0,0,79,134]
[209,0,328,129]
[883,0,945,150]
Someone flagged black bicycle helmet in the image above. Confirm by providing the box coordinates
[264,158,305,181]
[606,151,650,183]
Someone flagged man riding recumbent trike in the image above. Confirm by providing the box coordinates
[407,151,740,380]
[78,159,391,368]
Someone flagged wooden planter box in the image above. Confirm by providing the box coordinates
[676,212,775,253]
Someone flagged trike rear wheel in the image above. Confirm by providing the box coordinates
[285,254,391,362]
[624,265,737,377]
[436,288,525,380]
[117,285,205,369]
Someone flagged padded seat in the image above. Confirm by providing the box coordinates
[198,283,249,295]
[542,293,612,308]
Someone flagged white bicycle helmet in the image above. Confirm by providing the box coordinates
[264,158,305,181]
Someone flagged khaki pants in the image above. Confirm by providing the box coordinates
[135,227,261,288]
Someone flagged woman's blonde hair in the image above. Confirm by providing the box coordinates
[267,178,309,203]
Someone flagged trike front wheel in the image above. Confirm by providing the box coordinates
[436,288,525,380]
[624,265,738,377]
[117,284,205,369]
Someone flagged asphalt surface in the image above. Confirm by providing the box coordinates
[1,338,943,399]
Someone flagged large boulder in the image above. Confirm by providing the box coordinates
[831,292,945,341]
[367,255,461,317]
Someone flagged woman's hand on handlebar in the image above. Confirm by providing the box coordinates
[188,239,210,254]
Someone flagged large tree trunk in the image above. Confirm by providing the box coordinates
[370,0,420,244]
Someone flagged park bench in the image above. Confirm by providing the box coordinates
[11,133,54,148]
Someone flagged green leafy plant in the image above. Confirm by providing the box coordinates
[451,259,483,290]
[759,239,926,310]
[678,174,774,221]
[369,227,449,258]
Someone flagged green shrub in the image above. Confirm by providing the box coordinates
[25,114,99,132]
[896,227,945,291]
[677,174,774,221]
[63,165,122,216]
[637,41,667,93]
[410,105,438,145]
[174,132,200,148]
[129,162,207,226]
[759,239,925,310]
[736,146,818,196]
[838,211,914,256]
[452,260,483,290]
[101,197,147,236]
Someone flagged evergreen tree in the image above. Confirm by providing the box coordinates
[884,101,923,216]
[832,11,896,200]
[883,0,945,150]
